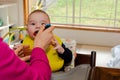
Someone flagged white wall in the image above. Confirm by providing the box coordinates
[0,0,24,26]
[0,0,17,3]
[53,28,120,47]
[17,0,24,25]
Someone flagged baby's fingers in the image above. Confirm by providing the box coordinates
[14,45,23,55]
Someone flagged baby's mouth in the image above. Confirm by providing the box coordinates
[33,30,39,36]
[33,24,51,36]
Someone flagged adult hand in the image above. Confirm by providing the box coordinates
[34,26,55,50]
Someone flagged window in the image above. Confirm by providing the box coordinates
[45,0,120,28]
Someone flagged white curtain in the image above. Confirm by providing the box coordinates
[31,0,57,11]
[107,45,120,68]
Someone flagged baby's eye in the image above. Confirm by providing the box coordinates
[31,23,35,25]
[41,23,46,26]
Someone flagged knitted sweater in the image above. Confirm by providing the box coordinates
[0,38,51,80]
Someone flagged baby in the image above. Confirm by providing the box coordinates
[21,9,72,72]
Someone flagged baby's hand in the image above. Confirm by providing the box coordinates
[13,43,22,50]
[53,39,65,54]
[13,44,31,61]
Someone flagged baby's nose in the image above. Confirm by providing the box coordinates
[36,25,41,29]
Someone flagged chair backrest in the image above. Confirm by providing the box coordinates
[92,66,120,80]
[74,51,96,80]
[75,51,96,68]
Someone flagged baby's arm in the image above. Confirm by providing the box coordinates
[53,39,72,64]
[58,43,72,64]
[53,39,65,54]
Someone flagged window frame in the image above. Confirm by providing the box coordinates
[23,0,120,33]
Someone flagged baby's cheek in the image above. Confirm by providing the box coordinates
[27,29,35,39]
[28,33,35,39]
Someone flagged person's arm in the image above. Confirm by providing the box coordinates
[30,47,51,80]
[0,25,54,80]
[58,43,72,65]
[52,38,72,65]
[0,38,51,80]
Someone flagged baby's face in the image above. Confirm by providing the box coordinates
[27,12,50,39]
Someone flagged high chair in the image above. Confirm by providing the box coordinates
[51,51,96,80]
[2,26,26,45]
[3,32,15,45]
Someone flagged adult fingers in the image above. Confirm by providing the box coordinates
[20,55,30,61]
[36,26,45,36]
[44,26,55,33]
[23,45,30,50]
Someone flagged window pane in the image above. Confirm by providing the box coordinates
[50,16,73,24]
[66,17,73,24]
[117,1,120,18]
[50,17,66,24]
[116,0,120,27]
[81,0,115,19]
[67,0,73,17]
[47,0,66,16]
[116,21,120,28]
[80,18,114,27]
[46,0,120,28]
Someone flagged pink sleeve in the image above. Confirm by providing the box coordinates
[0,38,51,80]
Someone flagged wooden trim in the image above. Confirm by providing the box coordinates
[23,0,29,25]
[53,24,120,33]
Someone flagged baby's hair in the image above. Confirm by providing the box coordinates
[27,9,50,22]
